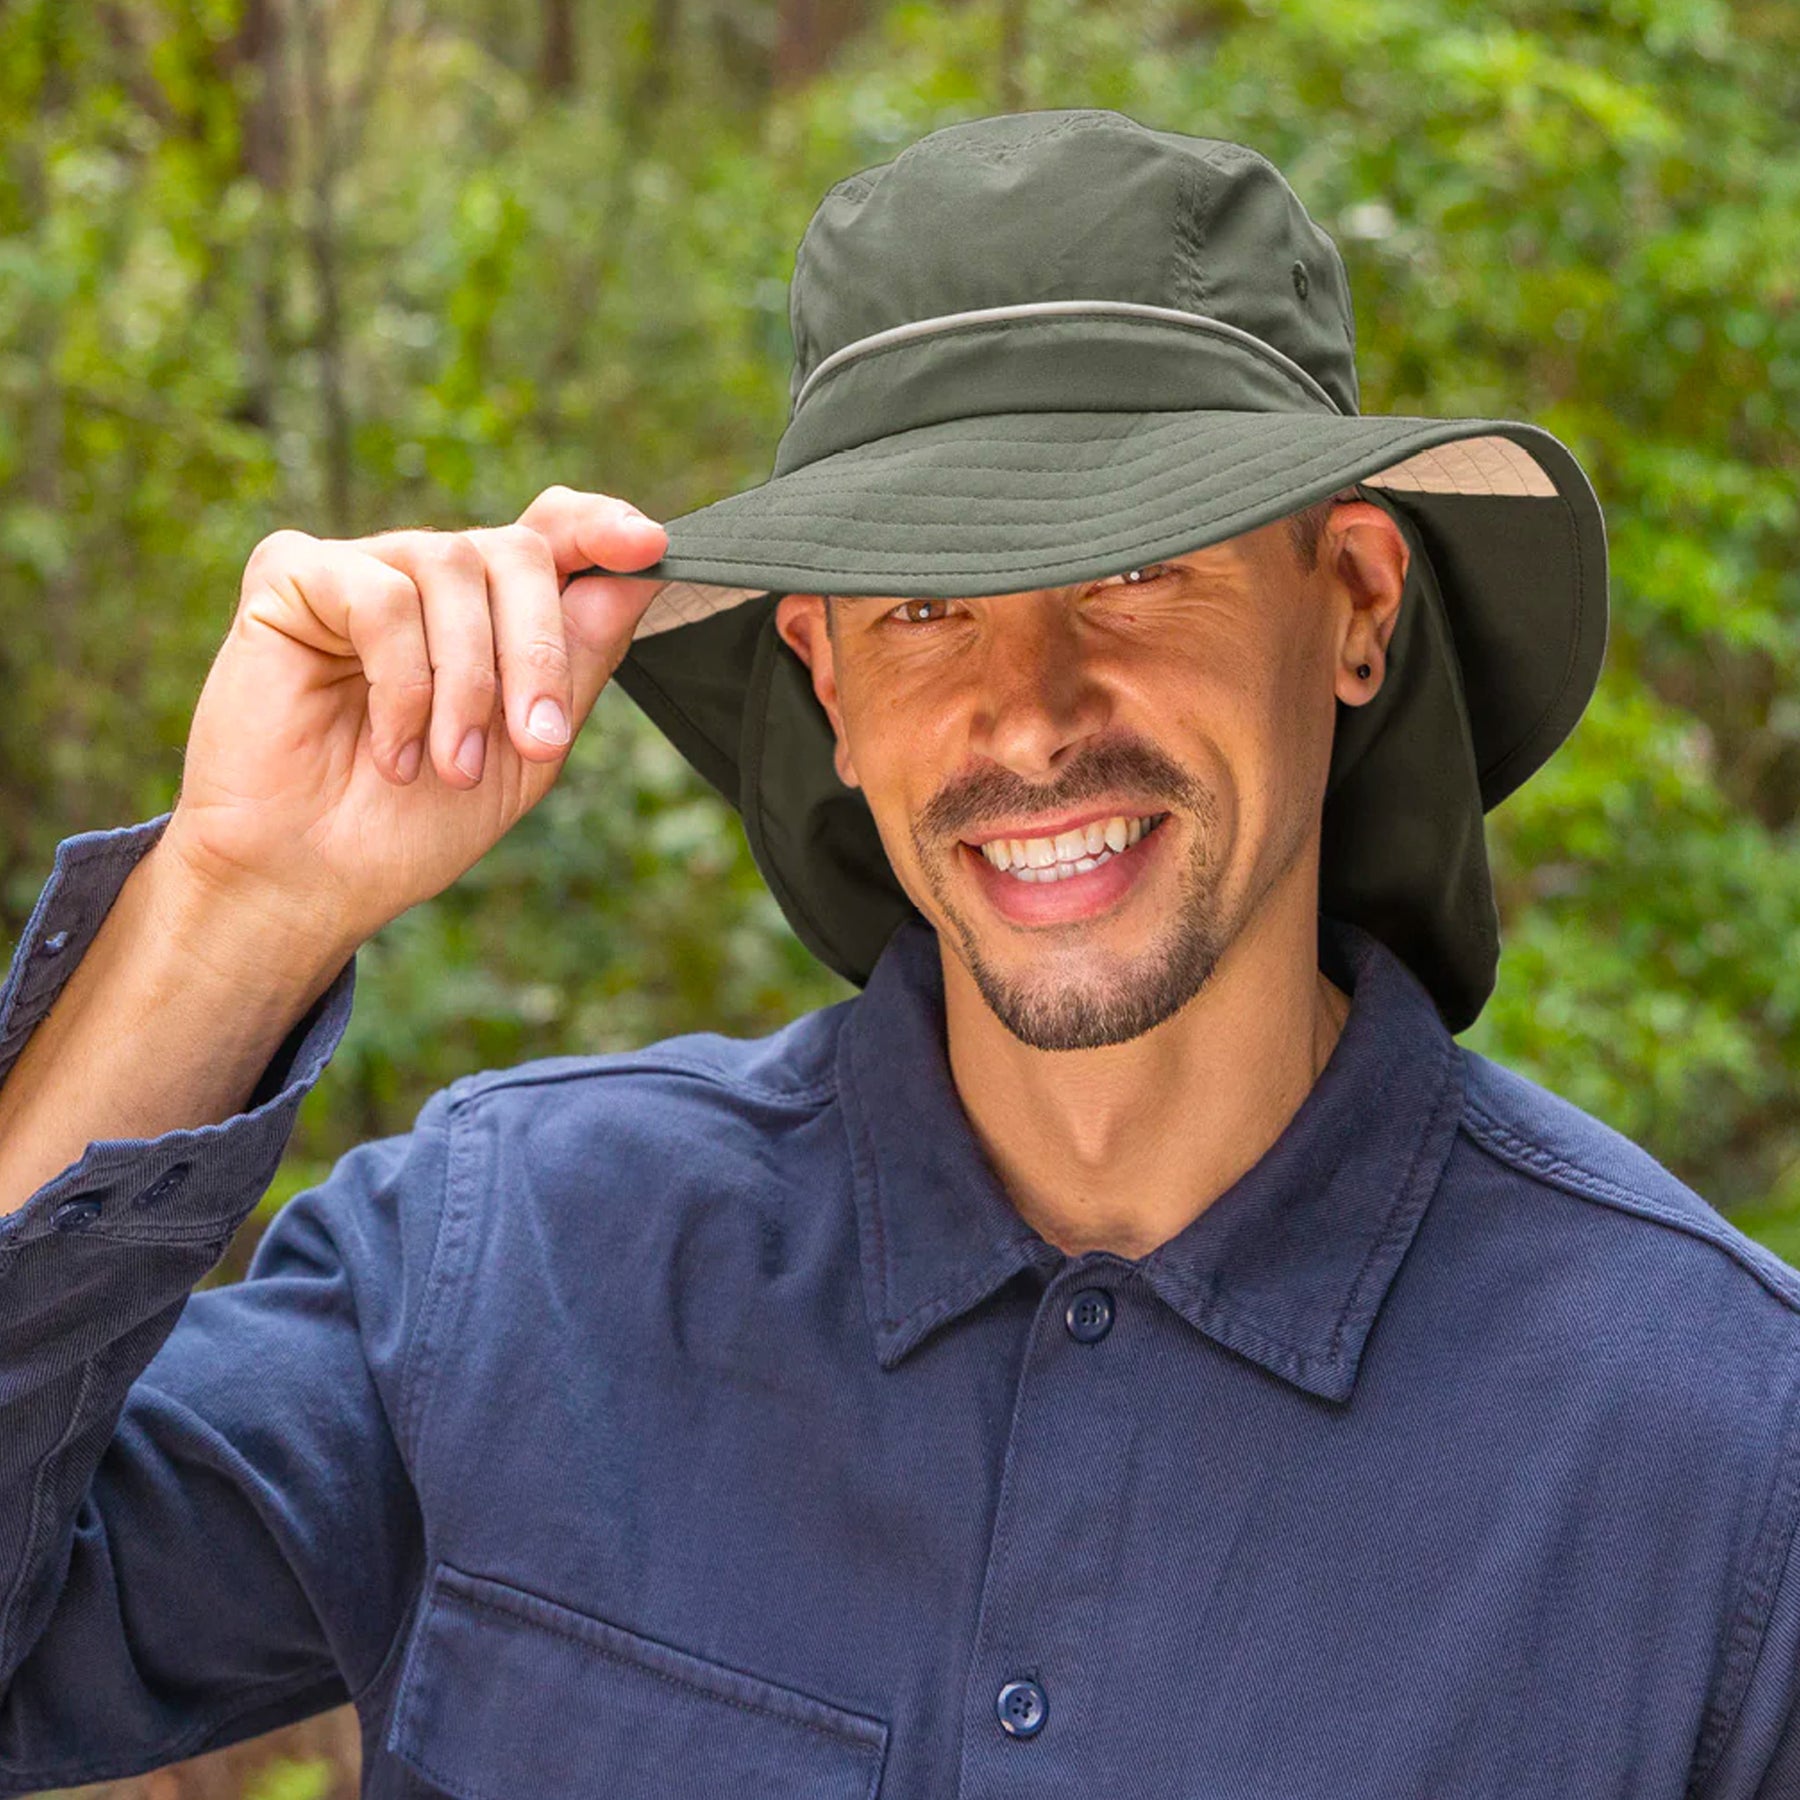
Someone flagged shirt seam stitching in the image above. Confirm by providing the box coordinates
[0,1350,102,1672]
[1460,1100,1800,1314]
[429,1583,882,1757]
[400,1091,473,1471]
[1687,1331,1800,1795]
[1325,1028,1458,1368]
[456,1056,838,1112]
[879,1247,1043,1340]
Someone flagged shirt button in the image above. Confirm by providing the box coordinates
[41,929,71,957]
[50,1196,103,1233]
[134,1161,193,1209]
[996,1678,1048,1738]
[1065,1286,1114,1343]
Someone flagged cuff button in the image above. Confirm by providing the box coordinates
[51,1196,104,1233]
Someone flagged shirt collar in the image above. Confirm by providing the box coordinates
[834,914,1465,1402]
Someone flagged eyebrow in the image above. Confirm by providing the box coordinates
[830,557,1229,610]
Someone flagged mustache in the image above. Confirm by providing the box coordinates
[914,737,1211,843]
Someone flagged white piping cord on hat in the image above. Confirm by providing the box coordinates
[792,299,1346,415]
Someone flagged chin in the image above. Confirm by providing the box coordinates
[942,893,1234,1053]
[990,936,1226,1051]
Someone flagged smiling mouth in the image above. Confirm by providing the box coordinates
[969,812,1169,881]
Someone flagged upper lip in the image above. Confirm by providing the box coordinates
[960,805,1167,847]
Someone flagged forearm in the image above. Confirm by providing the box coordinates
[0,836,354,1217]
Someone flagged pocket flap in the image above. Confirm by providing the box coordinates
[388,1564,888,1799]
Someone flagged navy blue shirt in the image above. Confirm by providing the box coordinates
[5,812,1800,1798]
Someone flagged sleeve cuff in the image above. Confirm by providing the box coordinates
[0,815,357,1247]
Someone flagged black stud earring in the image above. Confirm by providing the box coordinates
[1355,662,1372,680]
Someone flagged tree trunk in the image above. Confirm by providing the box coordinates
[294,0,353,535]
[772,0,868,91]
[538,0,577,94]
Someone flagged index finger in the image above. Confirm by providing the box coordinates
[514,486,668,580]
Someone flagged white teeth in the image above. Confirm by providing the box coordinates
[1015,853,1112,882]
[975,813,1161,875]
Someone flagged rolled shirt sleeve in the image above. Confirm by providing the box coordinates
[0,814,445,1789]
[0,812,355,1239]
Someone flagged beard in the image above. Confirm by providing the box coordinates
[909,736,1234,1052]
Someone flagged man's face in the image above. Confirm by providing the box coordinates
[774,504,1405,1051]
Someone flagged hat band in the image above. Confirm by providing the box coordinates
[773,302,1347,478]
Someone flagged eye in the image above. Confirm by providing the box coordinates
[1101,562,1174,589]
[885,597,957,625]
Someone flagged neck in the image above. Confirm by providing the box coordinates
[939,861,1350,1260]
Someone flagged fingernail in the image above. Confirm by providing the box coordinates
[455,726,486,780]
[528,696,569,745]
[396,739,422,783]
[623,509,664,532]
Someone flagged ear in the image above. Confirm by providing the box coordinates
[774,594,862,790]
[1324,501,1410,708]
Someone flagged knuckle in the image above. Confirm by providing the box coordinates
[504,634,571,683]
[383,668,438,704]
[493,522,556,569]
[366,527,483,585]
[456,663,500,707]
[244,527,313,582]
[298,556,346,615]
[369,564,420,615]
[423,531,488,580]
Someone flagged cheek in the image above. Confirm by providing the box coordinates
[835,681,956,862]
[1233,638,1340,853]
[848,672,953,777]
[1149,646,1329,868]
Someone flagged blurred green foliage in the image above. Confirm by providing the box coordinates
[2,0,1797,1292]
[243,1759,333,1800]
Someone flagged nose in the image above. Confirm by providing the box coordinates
[967,593,1111,781]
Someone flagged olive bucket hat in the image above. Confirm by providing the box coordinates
[585,107,1608,1031]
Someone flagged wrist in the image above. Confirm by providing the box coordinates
[139,830,362,1002]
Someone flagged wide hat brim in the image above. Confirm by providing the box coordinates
[599,406,1607,1032]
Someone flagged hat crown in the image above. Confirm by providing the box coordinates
[788,109,1361,417]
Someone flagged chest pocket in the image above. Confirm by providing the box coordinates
[387,1563,889,1799]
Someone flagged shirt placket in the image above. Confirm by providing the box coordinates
[955,1251,1151,1796]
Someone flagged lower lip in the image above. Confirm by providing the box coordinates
[960,818,1171,925]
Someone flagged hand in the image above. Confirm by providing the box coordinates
[156,485,669,958]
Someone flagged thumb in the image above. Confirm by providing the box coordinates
[561,571,665,728]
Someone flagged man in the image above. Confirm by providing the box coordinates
[0,108,1796,1798]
